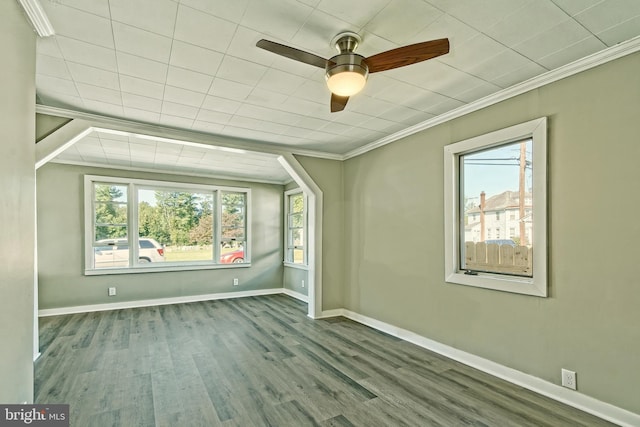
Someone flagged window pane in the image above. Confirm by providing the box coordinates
[95,225,127,241]
[137,188,214,263]
[289,212,303,228]
[460,138,533,277]
[221,192,246,242]
[290,193,304,213]
[291,228,304,247]
[293,248,304,264]
[93,184,128,242]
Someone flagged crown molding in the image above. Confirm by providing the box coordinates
[343,35,640,160]
[17,0,54,37]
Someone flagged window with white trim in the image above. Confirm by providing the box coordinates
[85,175,250,274]
[284,189,306,266]
[444,118,547,296]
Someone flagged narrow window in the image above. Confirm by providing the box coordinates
[220,191,247,264]
[285,190,307,265]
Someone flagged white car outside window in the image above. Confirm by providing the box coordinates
[94,237,165,268]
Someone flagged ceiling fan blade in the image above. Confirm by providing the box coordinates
[365,38,450,73]
[330,94,349,113]
[256,39,327,69]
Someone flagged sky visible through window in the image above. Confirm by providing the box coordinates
[463,140,532,203]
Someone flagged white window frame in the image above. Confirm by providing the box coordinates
[84,175,251,275]
[443,117,547,297]
[283,189,308,269]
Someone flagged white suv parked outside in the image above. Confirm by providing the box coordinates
[94,237,165,268]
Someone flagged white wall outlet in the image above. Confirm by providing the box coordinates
[108,287,116,296]
[561,368,577,390]
[233,278,239,286]
[301,280,305,288]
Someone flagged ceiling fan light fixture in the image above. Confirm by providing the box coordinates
[325,54,369,97]
[326,70,367,97]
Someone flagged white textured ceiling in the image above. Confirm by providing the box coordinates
[34,0,640,180]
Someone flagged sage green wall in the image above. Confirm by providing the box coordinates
[37,163,284,309]
[0,1,36,403]
[35,113,71,142]
[343,52,640,414]
[284,267,308,296]
[294,156,344,310]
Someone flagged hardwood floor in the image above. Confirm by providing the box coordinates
[35,295,615,426]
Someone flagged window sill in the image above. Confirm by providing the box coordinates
[85,262,251,276]
[445,271,546,297]
[283,262,308,270]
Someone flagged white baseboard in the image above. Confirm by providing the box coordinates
[281,288,309,303]
[320,308,638,427]
[316,308,344,319]
[38,288,284,317]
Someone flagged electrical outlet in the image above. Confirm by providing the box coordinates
[108,287,116,296]
[301,280,305,288]
[233,278,239,286]
[561,369,577,390]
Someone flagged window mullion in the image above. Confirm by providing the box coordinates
[214,190,221,263]
[303,193,308,265]
[129,183,137,267]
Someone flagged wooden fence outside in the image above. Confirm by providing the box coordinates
[464,242,532,276]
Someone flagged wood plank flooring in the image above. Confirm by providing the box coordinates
[35,295,616,426]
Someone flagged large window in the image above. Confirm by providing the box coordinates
[85,175,250,274]
[444,118,547,296]
[284,189,306,266]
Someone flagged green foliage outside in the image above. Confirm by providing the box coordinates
[94,184,128,240]
[221,192,246,242]
[95,185,245,248]
[289,193,304,228]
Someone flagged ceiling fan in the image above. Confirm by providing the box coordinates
[256,32,450,112]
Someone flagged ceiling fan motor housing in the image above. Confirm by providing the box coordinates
[326,53,369,78]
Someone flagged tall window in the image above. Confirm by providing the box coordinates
[284,190,306,265]
[444,118,547,297]
[85,175,250,274]
[220,192,247,264]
